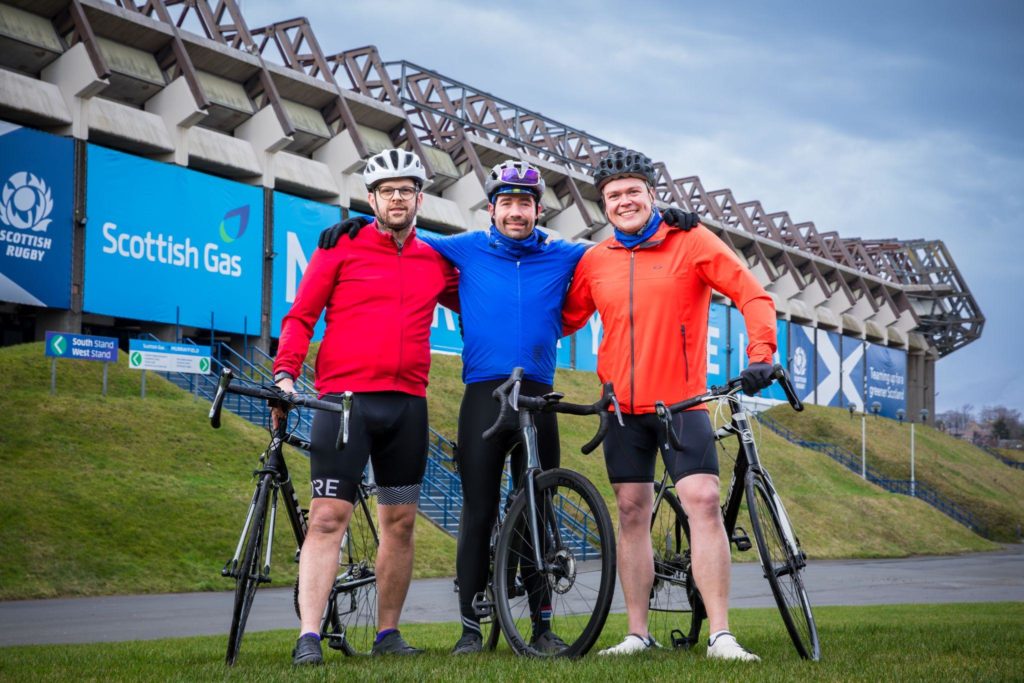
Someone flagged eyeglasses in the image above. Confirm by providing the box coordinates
[499,166,541,185]
[375,186,418,200]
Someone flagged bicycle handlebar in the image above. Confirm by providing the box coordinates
[482,367,622,454]
[208,369,349,450]
[655,364,803,451]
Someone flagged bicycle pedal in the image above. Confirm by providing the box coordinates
[471,591,493,618]
[325,632,346,651]
[731,527,752,552]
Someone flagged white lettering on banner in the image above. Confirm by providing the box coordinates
[707,324,720,375]
[0,229,52,248]
[587,314,602,355]
[432,304,457,331]
[286,231,309,303]
[100,222,243,277]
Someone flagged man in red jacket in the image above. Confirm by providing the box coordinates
[272,149,458,664]
[563,150,777,661]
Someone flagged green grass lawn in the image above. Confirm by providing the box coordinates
[1,604,1021,682]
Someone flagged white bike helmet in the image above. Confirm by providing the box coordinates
[484,160,546,203]
[363,148,427,190]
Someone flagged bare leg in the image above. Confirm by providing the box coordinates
[375,502,418,631]
[676,474,730,633]
[298,497,354,635]
[612,482,655,636]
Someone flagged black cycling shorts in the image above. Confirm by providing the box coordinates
[308,391,428,505]
[602,409,718,484]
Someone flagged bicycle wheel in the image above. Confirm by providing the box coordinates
[746,472,820,660]
[649,481,704,649]
[493,468,616,658]
[226,476,271,665]
[329,490,379,656]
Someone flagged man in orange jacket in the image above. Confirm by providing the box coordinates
[563,150,777,661]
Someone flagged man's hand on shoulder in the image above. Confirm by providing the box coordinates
[662,208,700,232]
[318,216,372,249]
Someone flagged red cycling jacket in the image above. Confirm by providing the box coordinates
[274,221,459,397]
[563,222,776,414]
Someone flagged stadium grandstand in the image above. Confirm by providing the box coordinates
[0,0,984,422]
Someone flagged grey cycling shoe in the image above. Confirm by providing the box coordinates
[451,632,483,654]
[371,629,424,656]
[291,634,324,666]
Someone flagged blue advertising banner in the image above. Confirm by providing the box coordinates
[789,323,816,404]
[556,335,572,369]
[0,121,74,308]
[728,307,788,399]
[865,342,906,418]
[707,303,729,388]
[431,304,463,354]
[816,329,842,407]
[270,191,341,340]
[841,335,865,411]
[84,145,263,334]
[45,331,118,362]
[573,312,602,372]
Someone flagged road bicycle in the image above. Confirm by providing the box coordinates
[209,369,379,664]
[470,367,619,658]
[647,365,820,660]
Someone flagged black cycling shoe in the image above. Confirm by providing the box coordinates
[530,630,568,654]
[292,634,324,666]
[451,632,483,655]
[371,630,424,656]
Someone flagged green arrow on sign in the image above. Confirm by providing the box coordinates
[130,351,143,367]
[50,335,66,356]
[199,358,210,373]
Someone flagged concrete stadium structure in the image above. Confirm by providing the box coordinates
[0,0,983,420]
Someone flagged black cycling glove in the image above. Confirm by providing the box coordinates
[662,208,700,231]
[739,362,775,396]
[317,216,372,249]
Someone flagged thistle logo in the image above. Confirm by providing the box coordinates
[219,206,249,243]
[793,347,808,377]
[1,171,53,232]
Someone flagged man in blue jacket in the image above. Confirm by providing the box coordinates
[318,158,698,655]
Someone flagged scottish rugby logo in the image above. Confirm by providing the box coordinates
[1,171,53,232]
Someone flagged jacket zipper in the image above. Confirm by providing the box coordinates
[395,240,404,385]
[629,251,636,413]
[680,324,690,383]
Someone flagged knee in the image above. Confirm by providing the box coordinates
[308,506,348,536]
[381,507,417,543]
[681,486,720,522]
[616,496,651,531]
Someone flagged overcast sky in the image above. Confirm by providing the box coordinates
[238,0,1023,414]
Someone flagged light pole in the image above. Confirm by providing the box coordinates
[914,409,929,497]
[897,409,909,495]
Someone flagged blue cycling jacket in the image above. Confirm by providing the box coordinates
[421,226,588,385]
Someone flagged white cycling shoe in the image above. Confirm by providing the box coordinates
[706,631,760,662]
[598,633,657,655]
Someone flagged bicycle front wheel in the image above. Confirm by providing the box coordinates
[226,476,271,665]
[649,481,704,649]
[329,489,379,656]
[493,468,616,658]
[746,472,820,660]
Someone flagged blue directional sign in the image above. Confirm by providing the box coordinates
[45,331,118,362]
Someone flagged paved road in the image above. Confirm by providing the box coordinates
[2,545,1021,647]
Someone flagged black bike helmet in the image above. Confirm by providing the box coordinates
[592,149,656,190]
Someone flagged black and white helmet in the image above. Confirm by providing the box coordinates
[483,160,546,203]
[363,148,427,190]
[593,149,656,190]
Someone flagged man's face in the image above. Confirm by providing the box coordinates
[489,193,542,240]
[601,177,655,234]
[368,180,422,231]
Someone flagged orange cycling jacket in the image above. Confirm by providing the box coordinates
[562,221,776,414]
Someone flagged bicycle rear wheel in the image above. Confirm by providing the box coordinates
[226,476,271,665]
[329,490,379,656]
[493,468,616,658]
[649,480,704,649]
[746,472,820,660]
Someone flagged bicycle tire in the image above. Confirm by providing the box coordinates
[649,480,704,649]
[330,490,379,656]
[746,472,820,660]
[493,468,615,658]
[226,475,271,665]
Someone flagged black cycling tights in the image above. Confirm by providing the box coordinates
[455,379,561,634]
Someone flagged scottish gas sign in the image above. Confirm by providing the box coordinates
[128,339,211,374]
[45,331,118,362]
[84,145,263,334]
[0,121,74,308]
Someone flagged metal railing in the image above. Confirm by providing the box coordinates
[756,413,987,537]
